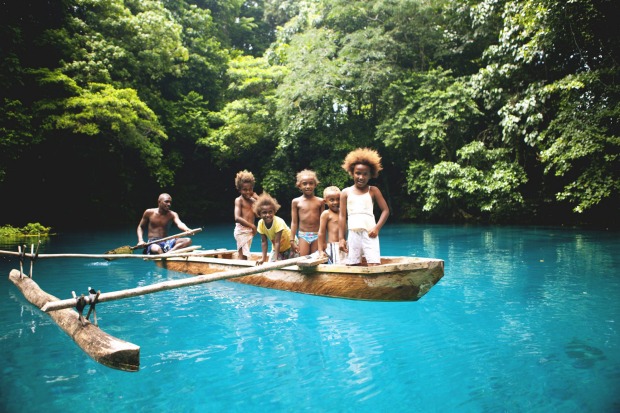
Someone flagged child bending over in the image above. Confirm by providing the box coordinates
[338,148,389,266]
[290,169,324,256]
[318,186,346,264]
[254,192,297,264]
[233,170,258,259]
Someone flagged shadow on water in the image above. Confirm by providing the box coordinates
[564,338,606,369]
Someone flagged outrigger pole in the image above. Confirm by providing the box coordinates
[8,255,325,372]
[41,255,326,313]
[0,246,229,260]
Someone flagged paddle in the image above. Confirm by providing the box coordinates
[104,228,202,255]
[41,255,328,312]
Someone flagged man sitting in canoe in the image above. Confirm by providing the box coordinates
[137,193,193,254]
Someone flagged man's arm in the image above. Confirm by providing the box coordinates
[172,212,191,232]
[136,210,150,246]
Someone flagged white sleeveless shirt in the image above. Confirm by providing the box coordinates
[346,190,375,231]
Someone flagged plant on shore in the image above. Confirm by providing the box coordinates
[0,223,52,238]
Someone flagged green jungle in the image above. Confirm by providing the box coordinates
[1,0,618,230]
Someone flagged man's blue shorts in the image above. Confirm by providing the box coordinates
[144,238,176,254]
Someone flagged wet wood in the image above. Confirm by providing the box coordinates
[0,247,233,260]
[8,269,140,372]
[41,255,321,312]
[157,254,445,301]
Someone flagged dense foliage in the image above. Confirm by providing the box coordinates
[1,0,617,228]
[0,223,52,237]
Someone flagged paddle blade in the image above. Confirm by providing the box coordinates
[105,245,134,255]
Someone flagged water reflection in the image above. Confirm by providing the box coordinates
[1,224,619,412]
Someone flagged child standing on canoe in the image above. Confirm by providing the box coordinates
[338,148,390,266]
[318,186,346,264]
[254,192,298,264]
[234,170,258,260]
[290,169,324,256]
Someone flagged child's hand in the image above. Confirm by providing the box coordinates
[290,240,299,253]
[256,259,264,266]
[368,227,379,238]
[339,239,348,253]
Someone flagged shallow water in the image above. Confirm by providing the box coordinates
[1,224,619,412]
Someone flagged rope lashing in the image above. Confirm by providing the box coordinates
[18,245,26,279]
[74,292,88,326]
[29,241,41,278]
[73,288,100,326]
[85,287,100,327]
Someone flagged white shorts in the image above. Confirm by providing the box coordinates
[346,230,380,264]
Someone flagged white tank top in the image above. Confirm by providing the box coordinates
[347,190,375,231]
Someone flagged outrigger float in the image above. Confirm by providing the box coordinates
[4,243,443,372]
[4,246,331,372]
[8,269,141,372]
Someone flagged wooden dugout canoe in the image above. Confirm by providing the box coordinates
[156,252,444,301]
[8,269,140,372]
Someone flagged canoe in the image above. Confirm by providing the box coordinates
[156,251,444,301]
[8,269,140,372]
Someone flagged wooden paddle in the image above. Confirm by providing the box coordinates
[41,255,328,312]
[104,228,202,255]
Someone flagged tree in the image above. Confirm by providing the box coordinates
[469,0,619,216]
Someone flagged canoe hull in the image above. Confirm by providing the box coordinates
[157,254,444,301]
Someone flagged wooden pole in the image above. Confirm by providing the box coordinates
[105,227,203,254]
[135,227,202,248]
[0,246,233,260]
[42,256,325,312]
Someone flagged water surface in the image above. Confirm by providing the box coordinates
[1,224,618,412]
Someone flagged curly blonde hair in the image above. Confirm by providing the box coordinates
[252,192,281,216]
[341,148,383,178]
[235,170,255,190]
[295,169,320,187]
[323,186,341,198]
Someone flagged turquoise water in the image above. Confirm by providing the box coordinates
[1,224,618,412]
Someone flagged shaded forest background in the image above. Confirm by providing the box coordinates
[1,0,618,230]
